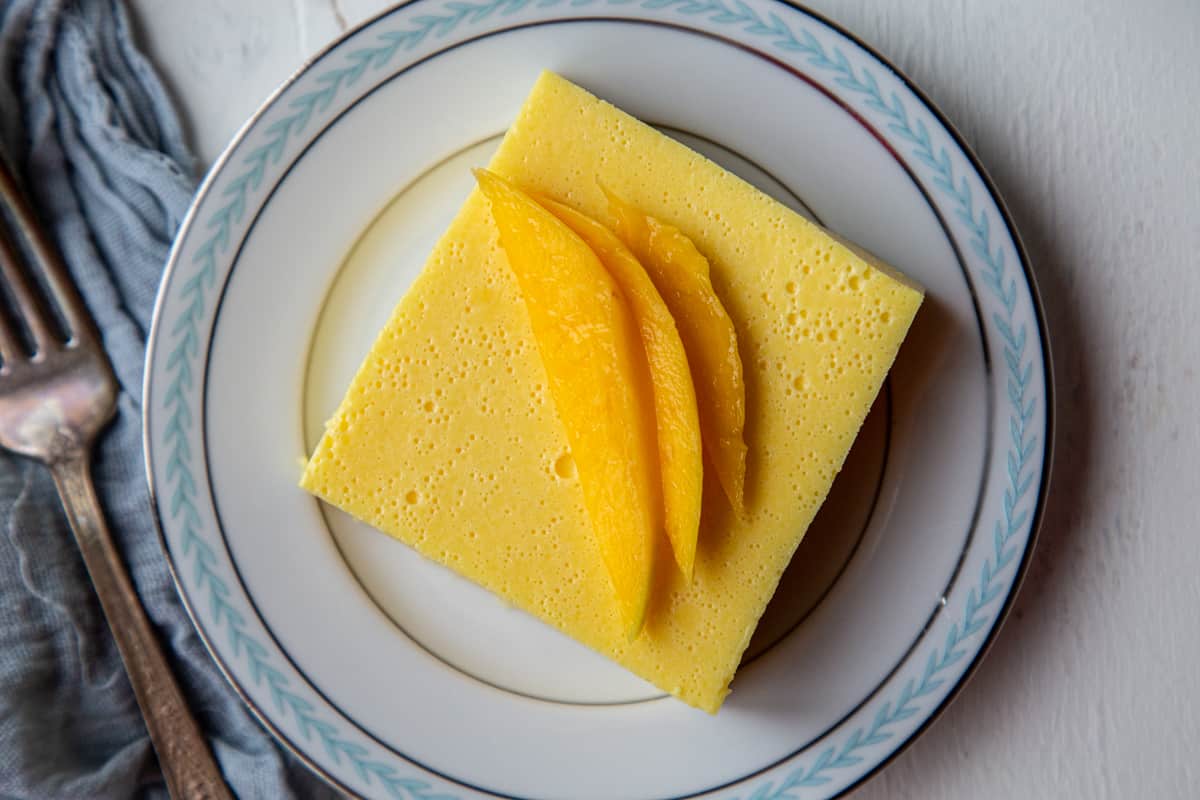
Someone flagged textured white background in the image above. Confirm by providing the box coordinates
[128,0,1200,797]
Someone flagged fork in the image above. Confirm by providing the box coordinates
[0,160,232,799]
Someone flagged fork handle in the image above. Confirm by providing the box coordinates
[50,455,233,800]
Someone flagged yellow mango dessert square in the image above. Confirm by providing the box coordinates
[301,72,923,712]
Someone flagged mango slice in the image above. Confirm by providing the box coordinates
[604,188,748,514]
[537,195,704,582]
[474,169,657,638]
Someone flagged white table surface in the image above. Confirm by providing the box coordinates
[129,0,1200,796]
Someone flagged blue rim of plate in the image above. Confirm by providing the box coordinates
[143,2,1053,798]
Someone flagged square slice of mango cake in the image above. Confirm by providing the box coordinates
[302,71,922,713]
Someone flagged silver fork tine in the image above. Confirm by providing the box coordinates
[0,226,59,354]
[0,160,94,344]
[0,302,21,365]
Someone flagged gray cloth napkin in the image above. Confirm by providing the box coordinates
[0,1,338,797]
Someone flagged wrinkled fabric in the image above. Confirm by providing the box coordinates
[0,2,337,797]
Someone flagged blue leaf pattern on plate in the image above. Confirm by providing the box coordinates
[159,1,1041,796]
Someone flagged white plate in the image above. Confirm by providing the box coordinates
[144,2,1051,798]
